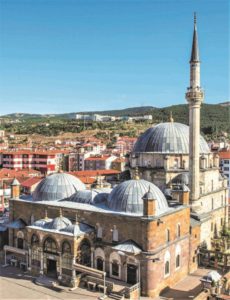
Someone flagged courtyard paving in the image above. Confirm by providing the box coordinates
[0,264,212,300]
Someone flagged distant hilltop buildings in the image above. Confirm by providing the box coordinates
[76,113,153,122]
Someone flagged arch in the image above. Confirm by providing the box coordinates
[31,233,39,246]
[78,239,91,267]
[62,241,71,254]
[43,237,58,254]
[94,247,105,260]
[62,240,72,269]
[17,231,24,239]
[109,251,121,279]
[94,247,105,271]
[17,231,24,249]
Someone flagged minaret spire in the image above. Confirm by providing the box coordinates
[190,12,200,63]
[185,13,204,204]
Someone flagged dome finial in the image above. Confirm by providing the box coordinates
[59,208,63,218]
[169,111,174,123]
[75,213,79,225]
[134,167,140,180]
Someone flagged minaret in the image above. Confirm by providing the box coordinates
[186,13,204,202]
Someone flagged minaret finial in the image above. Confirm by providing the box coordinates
[194,12,197,25]
[169,111,174,123]
[134,167,140,180]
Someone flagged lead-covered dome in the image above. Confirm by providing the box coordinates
[47,216,72,230]
[32,173,86,201]
[107,179,170,215]
[133,122,210,154]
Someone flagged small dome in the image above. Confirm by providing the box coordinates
[133,122,210,154]
[33,217,52,228]
[60,222,94,236]
[172,173,189,185]
[107,179,170,215]
[68,188,112,205]
[32,173,86,201]
[46,216,72,230]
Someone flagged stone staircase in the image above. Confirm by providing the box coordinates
[109,292,125,300]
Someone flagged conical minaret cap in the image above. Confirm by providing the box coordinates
[190,12,200,63]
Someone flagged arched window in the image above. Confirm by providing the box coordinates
[166,229,170,243]
[96,257,104,271]
[112,226,118,242]
[62,241,71,254]
[17,231,24,249]
[62,241,72,269]
[43,237,57,254]
[112,260,119,277]
[165,261,170,276]
[176,254,180,268]
[164,251,170,277]
[174,159,179,169]
[97,224,103,239]
[177,224,181,238]
[31,234,39,246]
[79,239,91,267]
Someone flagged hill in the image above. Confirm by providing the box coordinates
[1,103,229,138]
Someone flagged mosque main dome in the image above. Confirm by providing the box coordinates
[32,173,86,201]
[107,179,170,215]
[133,122,210,154]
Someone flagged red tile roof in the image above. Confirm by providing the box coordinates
[219,150,230,159]
[0,168,41,179]
[21,177,42,188]
[69,169,120,177]
[85,155,112,161]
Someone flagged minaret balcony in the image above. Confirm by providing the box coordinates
[185,90,204,102]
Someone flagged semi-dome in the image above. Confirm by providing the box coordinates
[133,122,210,154]
[32,172,86,201]
[107,179,170,215]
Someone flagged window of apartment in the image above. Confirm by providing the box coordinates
[224,167,229,171]
[224,160,229,164]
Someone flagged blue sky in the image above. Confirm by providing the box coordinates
[0,0,229,114]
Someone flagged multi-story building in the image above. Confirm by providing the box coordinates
[84,155,117,171]
[115,137,137,155]
[0,150,68,174]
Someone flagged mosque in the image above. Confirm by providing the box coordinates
[3,15,228,298]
